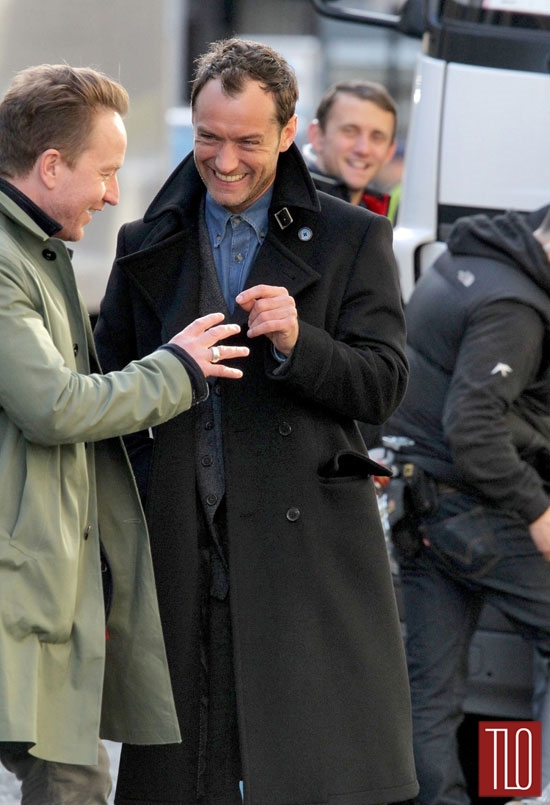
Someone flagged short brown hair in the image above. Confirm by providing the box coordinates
[0,64,129,179]
[315,80,397,140]
[190,38,298,130]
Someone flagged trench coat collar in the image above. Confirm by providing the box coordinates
[0,191,74,259]
[0,191,53,242]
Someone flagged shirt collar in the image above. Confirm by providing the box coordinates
[205,186,273,246]
[0,177,62,237]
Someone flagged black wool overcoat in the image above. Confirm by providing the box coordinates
[95,144,418,805]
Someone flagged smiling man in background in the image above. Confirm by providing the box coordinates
[303,79,398,218]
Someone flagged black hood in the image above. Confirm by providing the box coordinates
[447,205,550,296]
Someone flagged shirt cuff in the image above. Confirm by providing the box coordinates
[272,344,289,363]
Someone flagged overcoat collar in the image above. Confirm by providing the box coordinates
[118,143,323,337]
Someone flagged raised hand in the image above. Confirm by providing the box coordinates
[169,312,249,378]
[236,284,298,357]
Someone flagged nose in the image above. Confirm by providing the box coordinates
[214,142,239,174]
[353,132,371,154]
[104,175,120,206]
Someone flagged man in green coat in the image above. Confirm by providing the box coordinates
[0,64,249,804]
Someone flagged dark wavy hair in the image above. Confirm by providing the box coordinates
[190,38,298,130]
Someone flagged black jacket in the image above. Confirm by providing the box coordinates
[95,144,417,804]
[386,205,550,524]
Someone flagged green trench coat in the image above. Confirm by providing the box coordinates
[0,191,188,764]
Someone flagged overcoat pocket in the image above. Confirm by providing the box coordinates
[319,449,392,482]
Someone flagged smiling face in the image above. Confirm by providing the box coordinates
[43,109,127,241]
[309,92,396,205]
[192,78,297,214]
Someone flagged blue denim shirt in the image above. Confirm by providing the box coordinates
[205,188,272,313]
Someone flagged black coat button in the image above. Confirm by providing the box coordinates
[73,343,79,356]
[286,507,300,522]
[206,494,218,506]
[42,249,56,261]
[279,422,292,436]
[201,455,213,467]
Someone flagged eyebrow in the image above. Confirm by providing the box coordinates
[196,126,266,142]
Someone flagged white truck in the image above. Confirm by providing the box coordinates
[312,0,550,738]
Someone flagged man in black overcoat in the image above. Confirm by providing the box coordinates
[95,37,417,805]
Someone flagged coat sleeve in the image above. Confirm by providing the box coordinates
[270,213,409,426]
[0,254,196,446]
[442,298,550,523]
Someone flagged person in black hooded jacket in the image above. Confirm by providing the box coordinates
[384,205,550,805]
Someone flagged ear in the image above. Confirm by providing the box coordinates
[39,149,62,190]
[278,114,298,153]
[307,119,323,153]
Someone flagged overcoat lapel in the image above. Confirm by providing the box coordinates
[245,229,321,303]
[119,228,201,340]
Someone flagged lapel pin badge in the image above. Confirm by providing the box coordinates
[274,207,293,230]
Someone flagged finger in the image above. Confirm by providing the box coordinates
[205,323,242,345]
[236,285,288,309]
[209,345,249,363]
[221,346,250,359]
[186,312,226,334]
[248,301,293,322]
[247,319,288,338]
[208,365,244,379]
[169,313,228,347]
[209,345,222,364]
[247,299,295,330]
[205,343,249,379]
[247,309,297,338]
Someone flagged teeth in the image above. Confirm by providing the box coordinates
[215,171,245,183]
